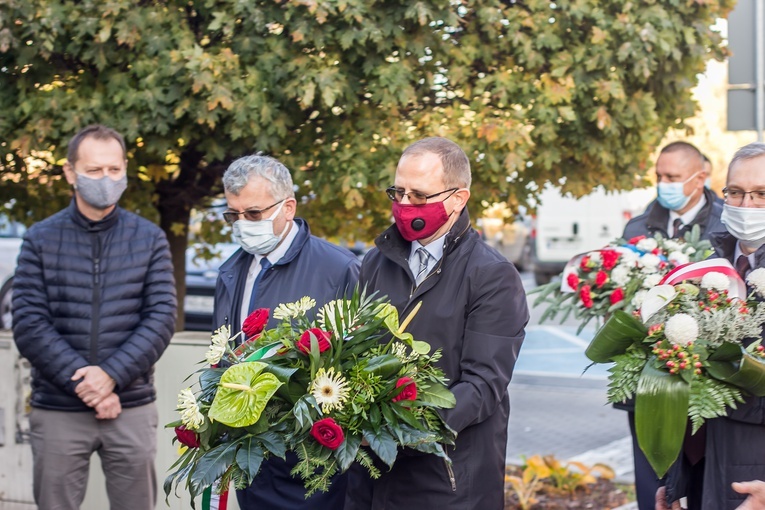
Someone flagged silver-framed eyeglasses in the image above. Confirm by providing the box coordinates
[385,186,458,205]
[722,187,765,206]
[222,199,285,224]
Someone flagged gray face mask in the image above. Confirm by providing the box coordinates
[75,173,127,209]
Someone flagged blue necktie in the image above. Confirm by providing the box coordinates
[247,258,272,314]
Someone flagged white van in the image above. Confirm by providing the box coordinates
[529,185,655,285]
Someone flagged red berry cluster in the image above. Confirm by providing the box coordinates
[754,345,765,359]
[653,342,702,375]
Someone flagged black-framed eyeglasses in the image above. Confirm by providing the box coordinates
[722,187,765,206]
[222,199,285,224]
[385,186,458,205]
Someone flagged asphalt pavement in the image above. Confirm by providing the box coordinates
[506,272,635,484]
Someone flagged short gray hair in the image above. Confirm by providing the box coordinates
[729,142,765,173]
[222,154,295,199]
[400,137,472,189]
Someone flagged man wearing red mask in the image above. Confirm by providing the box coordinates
[344,137,529,510]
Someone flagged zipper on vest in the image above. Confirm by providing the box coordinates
[90,233,102,364]
[444,459,457,492]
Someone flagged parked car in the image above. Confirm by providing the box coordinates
[0,216,26,329]
[184,243,239,331]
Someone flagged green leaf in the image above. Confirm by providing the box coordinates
[363,428,398,468]
[235,437,265,482]
[635,361,690,478]
[335,434,362,471]
[189,442,238,497]
[208,362,283,428]
[417,382,456,409]
[256,431,287,459]
[707,347,765,397]
[586,311,647,363]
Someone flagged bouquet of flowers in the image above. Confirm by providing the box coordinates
[530,227,712,333]
[165,290,456,504]
[584,259,765,477]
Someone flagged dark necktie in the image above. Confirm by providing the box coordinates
[415,248,430,285]
[247,258,272,314]
[736,254,751,281]
[672,218,683,238]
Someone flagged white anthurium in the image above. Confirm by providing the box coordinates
[640,285,678,322]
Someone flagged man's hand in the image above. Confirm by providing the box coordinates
[72,366,116,407]
[94,393,122,420]
[655,486,683,510]
[733,480,765,509]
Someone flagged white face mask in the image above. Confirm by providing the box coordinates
[232,200,288,255]
[721,204,765,251]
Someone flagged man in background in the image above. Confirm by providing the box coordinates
[13,124,177,510]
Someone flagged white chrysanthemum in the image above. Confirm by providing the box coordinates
[747,268,765,297]
[274,296,316,320]
[637,238,658,252]
[684,246,696,255]
[204,325,230,365]
[639,253,661,272]
[662,240,682,252]
[700,272,730,292]
[664,313,698,346]
[611,264,632,286]
[642,274,663,289]
[667,251,689,266]
[310,367,350,414]
[632,290,648,307]
[177,388,204,430]
[619,250,639,265]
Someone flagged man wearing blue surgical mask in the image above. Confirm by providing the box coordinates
[212,153,360,510]
[621,141,726,510]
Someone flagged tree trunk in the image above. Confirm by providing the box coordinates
[157,199,190,333]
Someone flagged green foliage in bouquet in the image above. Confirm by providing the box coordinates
[585,265,765,477]
[530,227,712,333]
[164,289,456,505]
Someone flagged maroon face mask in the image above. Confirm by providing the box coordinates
[392,201,450,241]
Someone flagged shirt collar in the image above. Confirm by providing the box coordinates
[734,242,757,268]
[410,232,448,263]
[668,194,706,229]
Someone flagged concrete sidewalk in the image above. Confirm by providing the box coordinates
[506,372,635,484]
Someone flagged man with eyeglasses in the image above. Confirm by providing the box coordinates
[620,141,726,510]
[12,125,177,510]
[657,142,765,510]
[212,153,359,510]
[344,137,528,510]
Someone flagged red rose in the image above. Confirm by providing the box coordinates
[610,288,625,305]
[579,255,592,272]
[310,417,345,450]
[243,308,270,338]
[579,285,593,308]
[566,273,580,289]
[392,377,418,402]
[174,425,200,448]
[296,328,332,354]
[595,270,608,288]
[601,250,620,270]
[628,235,646,245]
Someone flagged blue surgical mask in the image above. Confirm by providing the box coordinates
[232,201,288,255]
[656,172,699,211]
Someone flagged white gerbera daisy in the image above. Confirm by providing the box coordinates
[205,325,230,365]
[310,367,350,414]
[274,296,316,320]
[700,272,730,292]
[637,238,658,252]
[639,253,661,272]
[611,264,632,286]
[177,388,204,430]
[642,274,663,289]
[667,251,689,266]
[747,268,765,297]
[664,313,698,347]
